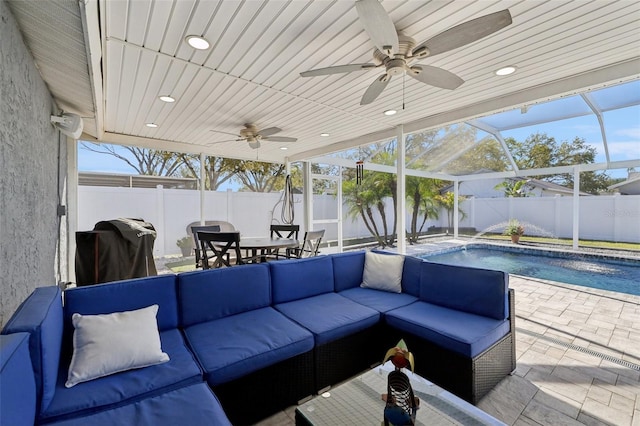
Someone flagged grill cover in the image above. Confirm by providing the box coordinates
[75,218,157,286]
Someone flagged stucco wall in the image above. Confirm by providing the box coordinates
[0,0,67,327]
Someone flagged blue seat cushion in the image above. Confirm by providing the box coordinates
[420,262,508,320]
[48,383,231,426]
[275,293,380,345]
[0,333,36,426]
[183,307,314,386]
[2,286,63,415]
[386,302,510,358]
[178,263,271,326]
[63,275,179,331]
[339,287,417,313]
[332,251,366,292]
[331,251,422,297]
[270,256,334,303]
[40,329,202,422]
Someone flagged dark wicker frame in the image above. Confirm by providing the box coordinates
[383,289,516,404]
[211,350,314,425]
[314,324,384,392]
[213,290,515,423]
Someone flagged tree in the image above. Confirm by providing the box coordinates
[80,142,185,176]
[494,179,532,197]
[505,133,610,194]
[434,191,467,232]
[232,161,287,192]
[179,155,243,190]
[406,176,441,243]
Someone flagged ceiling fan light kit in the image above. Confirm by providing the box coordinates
[300,0,513,106]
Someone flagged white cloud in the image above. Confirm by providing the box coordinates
[614,126,640,139]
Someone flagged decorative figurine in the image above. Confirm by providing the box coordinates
[381,339,419,426]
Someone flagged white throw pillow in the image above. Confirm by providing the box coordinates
[360,251,404,293]
[65,304,170,388]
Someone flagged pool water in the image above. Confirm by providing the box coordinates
[420,247,640,296]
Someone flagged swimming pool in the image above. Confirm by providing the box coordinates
[419,245,640,296]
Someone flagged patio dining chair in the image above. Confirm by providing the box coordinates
[197,231,244,269]
[290,229,325,259]
[268,224,300,259]
[190,225,221,268]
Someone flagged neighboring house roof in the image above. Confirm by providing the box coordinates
[523,178,591,196]
[79,172,197,189]
[608,173,640,195]
[440,177,591,196]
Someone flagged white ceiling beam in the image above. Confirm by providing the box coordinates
[79,0,104,139]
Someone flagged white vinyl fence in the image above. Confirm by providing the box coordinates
[78,186,640,257]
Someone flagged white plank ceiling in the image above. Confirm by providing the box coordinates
[8,0,640,164]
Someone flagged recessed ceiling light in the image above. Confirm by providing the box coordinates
[320,133,330,137]
[495,66,517,76]
[159,95,175,103]
[383,109,397,116]
[280,147,288,150]
[145,123,158,128]
[185,35,210,50]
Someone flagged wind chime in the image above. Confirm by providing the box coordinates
[356,147,364,185]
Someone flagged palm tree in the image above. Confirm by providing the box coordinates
[434,191,467,234]
[406,177,442,243]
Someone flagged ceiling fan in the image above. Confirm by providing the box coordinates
[210,124,297,149]
[300,0,512,105]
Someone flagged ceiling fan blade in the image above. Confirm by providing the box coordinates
[412,9,512,58]
[263,136,297,143]
[300,63,377,77]
[408,65,464,90]
[355,0,399,55]
[258,127,282,137]
[360,74,390,105]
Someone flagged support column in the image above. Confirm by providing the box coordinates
[67,139,78,284]
[572,168,580,249]
[303,161,312,234]
[200,153,205,225]
[337,165,343,253]
[453,180,459,238]
[396,125,406,254]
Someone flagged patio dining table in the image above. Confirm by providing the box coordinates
[236,237,299,263]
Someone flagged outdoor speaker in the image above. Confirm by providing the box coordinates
[50,112,83,139]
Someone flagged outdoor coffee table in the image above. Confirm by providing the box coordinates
[295,362,505,425]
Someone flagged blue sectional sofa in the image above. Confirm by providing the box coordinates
[1,250,515,425]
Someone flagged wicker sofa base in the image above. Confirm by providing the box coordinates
[314,324,384,392]
[385,289,516,404]
[211,350,314,425]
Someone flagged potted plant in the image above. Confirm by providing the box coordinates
[177,236,193,257]
[503,220,525,243]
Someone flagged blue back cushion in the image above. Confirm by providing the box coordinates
[178,263,271,326]
[420,262,509,320]
[1,286,62,415]
[270,256,334,304]
[370,250,422,297]
[401,255,422,297]
[0,333,36,426]
[332,251,365,292]
[63,274,179,331]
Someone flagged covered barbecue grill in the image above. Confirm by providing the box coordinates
[75,218,157,286]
